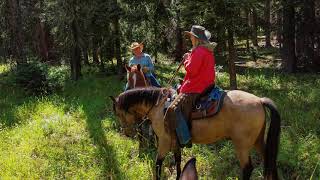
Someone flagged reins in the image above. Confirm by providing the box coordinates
[167,59,185,86]
[120,88,170,131]
[120,103,154,132]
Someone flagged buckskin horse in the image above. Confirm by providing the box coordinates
[110,87,280,180]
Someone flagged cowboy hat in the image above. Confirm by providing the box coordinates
[184,25,212,42]
[129,42,143,50]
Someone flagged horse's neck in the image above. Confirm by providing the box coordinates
[135,72,147,87]
[147,103,168,136]
[133,103,153,119]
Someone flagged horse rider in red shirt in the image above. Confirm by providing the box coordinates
[165,25,217,148]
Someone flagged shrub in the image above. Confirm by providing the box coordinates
[14,62,67,95]
[15,62,49,95]
[47,66,69,92]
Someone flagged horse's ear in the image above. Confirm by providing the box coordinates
[109,96,116,104]
[180,158,198,180]
[137,64,141,71]
[125,64,131,72]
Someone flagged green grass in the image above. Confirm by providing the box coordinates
[0,55,320,179]
[0,64,152,179]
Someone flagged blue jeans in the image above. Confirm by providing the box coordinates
[146,73,161,88]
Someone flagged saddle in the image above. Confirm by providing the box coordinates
[164,84,226,120]
[191,84,226,120]
[163,85,225,148]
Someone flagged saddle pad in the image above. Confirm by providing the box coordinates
[191,91,226,120]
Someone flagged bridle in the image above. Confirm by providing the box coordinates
[119,88,171,133]
[119,101,155,132]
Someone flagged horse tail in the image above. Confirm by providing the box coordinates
[261,97,281,180]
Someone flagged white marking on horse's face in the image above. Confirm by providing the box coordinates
[132,73,137,88]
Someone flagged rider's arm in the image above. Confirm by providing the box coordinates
[128,57,135,67]
[144,55,154,72]
[184,48,204,77]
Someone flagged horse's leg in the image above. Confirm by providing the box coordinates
[174,149,182,180]
[155,138,171,180]
[235,146,253,180]
[254,124,266,160]
[155,154,164,180]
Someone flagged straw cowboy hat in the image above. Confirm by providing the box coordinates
[129,42,144,50]
[184,25,212,42]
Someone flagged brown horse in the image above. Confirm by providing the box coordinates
[125,64,149,89]
[125,64,155,148]
[110,87,280,180]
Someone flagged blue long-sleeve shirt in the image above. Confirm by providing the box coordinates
[128,53,154,77]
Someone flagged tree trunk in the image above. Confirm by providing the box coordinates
[105,34,114,66]
[245,8,250,52]
[0,37,3,59]
[162,36,169,54]
[100,57,105,72]
[264,0,272,48]
[295,12,304,58]
[216,24,227,55]
[113,17,122,75]
[227,28,237,90]
[71,18,82,80]
[282,0,296,73]
[92,38,99,65]
[153,1,159,63]
[303,0,317,71]
[251,8,259,47]
[276,7,283,48]
[315,0,320,68]
[83,47,89,65]
[98,47,105,72]
[35,21,50,62]
[316,36,320,69]
[175,27,183,62]
[175,9,183,62]
[29,0,51,62]
[6,0,26,64]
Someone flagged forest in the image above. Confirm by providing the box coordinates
[0,0,319,179]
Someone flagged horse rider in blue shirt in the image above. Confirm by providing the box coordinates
[125,42,161,90]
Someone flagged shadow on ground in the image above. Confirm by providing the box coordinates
[61,75,126,179]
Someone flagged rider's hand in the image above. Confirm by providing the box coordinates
[142,67,148,73]
[183,53,190,62]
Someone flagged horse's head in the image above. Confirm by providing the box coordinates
[110,88,173,137]
[110,95,139,137]
[125,64,148,89]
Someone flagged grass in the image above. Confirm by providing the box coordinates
[0,51,320,179]
[0,64,152,179]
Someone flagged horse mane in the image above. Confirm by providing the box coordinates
[117,87,168,112]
